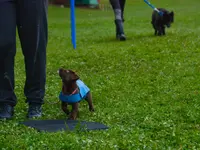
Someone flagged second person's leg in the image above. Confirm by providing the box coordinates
[119,0,126,22]
[109,0,126,41]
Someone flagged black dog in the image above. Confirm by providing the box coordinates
[151,8,174,36]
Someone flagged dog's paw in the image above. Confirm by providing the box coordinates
[89,107,95,112]
[67,114,76,120]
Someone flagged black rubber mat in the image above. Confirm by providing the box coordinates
[21,119,109,132]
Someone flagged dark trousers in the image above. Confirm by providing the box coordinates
[109,0,126,12]
[0,0,48,106]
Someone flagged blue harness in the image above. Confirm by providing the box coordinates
[59,79,90,103]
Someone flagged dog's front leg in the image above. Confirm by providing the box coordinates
[61,102,70,115]
[154,30,157,35]
[162,27,166,35]
[68,103,79,120]
[85,92,94,112]
[158,27,162,36]
[153,24,157,35]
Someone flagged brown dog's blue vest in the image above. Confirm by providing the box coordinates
[59,80,90,103]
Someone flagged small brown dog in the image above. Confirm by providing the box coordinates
[58,68,94,120]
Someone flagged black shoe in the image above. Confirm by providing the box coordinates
[116,33,126,41]
[27,103,42,119]
[115,19,126,41]
[0,104,14,119]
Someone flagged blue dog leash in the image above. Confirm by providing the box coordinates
[144,0,163,16]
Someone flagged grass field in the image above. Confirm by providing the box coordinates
[1,0,200,149]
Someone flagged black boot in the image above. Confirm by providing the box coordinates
[27,103,42,118]
[0,104,14,119]
[115,19,126,41]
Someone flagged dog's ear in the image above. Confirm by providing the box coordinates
[71,70,79,81]
[58,68,65,78]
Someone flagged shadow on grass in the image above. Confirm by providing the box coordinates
[94,35,143,44]
[132,32,176,40]
[94,32,176,44]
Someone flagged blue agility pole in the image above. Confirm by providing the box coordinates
[70,0,76,49]
[143,0,163,16]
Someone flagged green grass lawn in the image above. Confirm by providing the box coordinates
[1,0,200,149]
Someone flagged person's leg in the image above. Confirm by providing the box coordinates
[17,0,48,118]
[0,1,17,119]
[109,0,126,41]
[119,0,126,22]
